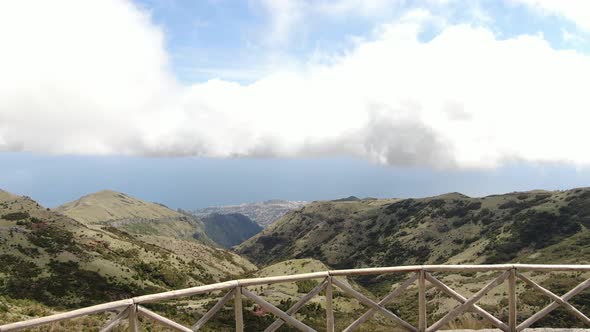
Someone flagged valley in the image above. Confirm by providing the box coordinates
[201,213,263,248]
[2,187,590,331]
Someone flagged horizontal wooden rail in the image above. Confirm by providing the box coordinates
[0,299,134,332]
[2,264,590,332]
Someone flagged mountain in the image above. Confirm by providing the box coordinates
[201,213,262,248]
[55,190,213,244]
[55,190,181,223]
[332,195,361,202]
[6,187,590,330]
[238,188,590,270]
[236,188,590,328]
[0,189,256,316]
[192,199,308,228]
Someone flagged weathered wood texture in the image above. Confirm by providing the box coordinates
[331,277,417,332]
[235,286,244,332]
[419,270,427,332]
[137,306,193,332]
[265,278,329,332]
[326,277,335,332]
[128,304,139,332]
[98,308,129,332]
[427,271,510,332]
[509,268,517,332]
[191,289,235,331]
[425,273,509,331]
[3,264,590,332]
[242,288,317,332]
[343,274,418,332]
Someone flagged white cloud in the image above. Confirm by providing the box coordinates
[258,0,304,45]
[257,0,401,44]
[1,0,590,170]
[513,0,590,32]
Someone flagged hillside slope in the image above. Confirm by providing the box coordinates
[237,188,590,269]
[55,190,180,223]
[55,190,213,244]
[201,213,262,248]
[236,188,590,328]
[193,199,308,228]
[0,190,256,312]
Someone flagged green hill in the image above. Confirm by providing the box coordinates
[6,187,590,330]
[238,188,590,268]
[55,190,214,244]
[0,189,256,327]
[236,188,590,329]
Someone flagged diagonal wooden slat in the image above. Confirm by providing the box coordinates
[6,265,590,332]
[241,288,317,332]
[425,272,509,331]
[137,305,193,332]
[517,273,590,327]
[191,288,236,331]
[518,276,590,331]
[98,308,129,332]
[264,278,329,332]
[331,277,418,332]
[0,299,134,332]
[343,274,418,332]
[427,270,510,332]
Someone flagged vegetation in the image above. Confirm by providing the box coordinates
[236,188,590,328]
[54,189,215,245]
[5,187,590,330]
[239,188,590,270]
[201,213,262,248]
[0,189,256,328]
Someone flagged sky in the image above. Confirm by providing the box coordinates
[1,0,590,208]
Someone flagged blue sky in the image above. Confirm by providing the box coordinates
[136,0,588,83]
[1,0,590,208]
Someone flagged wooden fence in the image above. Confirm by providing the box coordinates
[1,264,590,332]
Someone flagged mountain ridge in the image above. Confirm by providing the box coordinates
[237,187,590,269]
[55,190,183,223]
[54,189,214,245]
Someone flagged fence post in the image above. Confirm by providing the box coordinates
[508,268,517,332]
[419,270,426,332]
[128,304,139,332]
[326,276,335,332]
[235,286,244,332]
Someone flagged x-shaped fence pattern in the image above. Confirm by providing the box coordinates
[2,264,590,332]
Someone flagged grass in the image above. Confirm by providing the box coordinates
[0,190,258,325]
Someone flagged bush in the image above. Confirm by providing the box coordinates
[1,212,30,220]
[295,279,319,293]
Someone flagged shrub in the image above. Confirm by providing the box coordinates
[295,279,319,293]
[1,212,30,220]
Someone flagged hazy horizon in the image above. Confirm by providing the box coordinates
[2,152,590,209]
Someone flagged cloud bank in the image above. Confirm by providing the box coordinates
[514,0,590,32]
[1,0,590,169]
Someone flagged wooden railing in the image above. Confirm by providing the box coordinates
[2,264,590,332]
